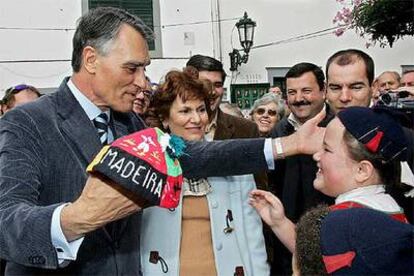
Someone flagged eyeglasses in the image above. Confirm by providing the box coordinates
[140,89,153,99]
[255,108,277,116]
[139,80,159,100]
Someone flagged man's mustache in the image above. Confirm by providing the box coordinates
[291,100,311,107]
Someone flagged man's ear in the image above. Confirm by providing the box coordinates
[321,84,326,100]
[355,160,375,184]
[82,46,98,74]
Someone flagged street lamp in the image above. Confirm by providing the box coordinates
[229,12,256,71]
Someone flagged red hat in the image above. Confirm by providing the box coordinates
[337,106,408,163]
[87,128,185,208]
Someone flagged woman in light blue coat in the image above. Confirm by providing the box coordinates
[140,68,269,275]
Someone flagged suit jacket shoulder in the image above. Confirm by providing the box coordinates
[271,117,292,138]
[214,109,259,140]
[213,109,267,189]
[271,104,335,138]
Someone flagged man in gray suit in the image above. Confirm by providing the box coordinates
[0,7,323,275]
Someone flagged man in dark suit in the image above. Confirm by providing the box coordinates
[0,7,325,275]
[269,63,335,275]
[271,63,335,222]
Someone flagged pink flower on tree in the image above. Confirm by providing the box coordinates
[333,0,413,48]
[333,0,364,38]
[334,27,346,36]
[353,0,362,6]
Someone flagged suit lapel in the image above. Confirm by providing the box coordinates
[57,81,143,243]
[214,109,235,140]
[112,114,129,139]
[57,78,102,165]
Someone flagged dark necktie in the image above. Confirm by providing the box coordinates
[93,112,117,239]
[93,113,109,144]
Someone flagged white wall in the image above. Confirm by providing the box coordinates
[1,0,413,97]
[151,0,414,89]
[0,0,81,95]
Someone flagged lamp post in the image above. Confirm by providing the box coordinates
[229,12,256,71]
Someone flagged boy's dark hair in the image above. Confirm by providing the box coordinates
[337,107,407,188]
[343,130,401,188]
[295,205,330,276]
[186,55,227,84]
[285,62,325,90]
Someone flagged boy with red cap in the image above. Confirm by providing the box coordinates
[250,106,411,267]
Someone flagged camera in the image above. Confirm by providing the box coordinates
[377,90,414,108]
[376,90,414,128]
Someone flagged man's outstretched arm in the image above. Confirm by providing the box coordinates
[180,108,326,179]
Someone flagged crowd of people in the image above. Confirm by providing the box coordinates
[0,6,413,276]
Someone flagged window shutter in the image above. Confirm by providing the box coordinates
[89,0,155,50]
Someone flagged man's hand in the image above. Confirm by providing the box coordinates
[295,108,326,155]
[276,108,326,158]
[61,174,144,241]
[395,86,414,98]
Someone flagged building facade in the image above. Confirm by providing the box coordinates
[1,0,413,109]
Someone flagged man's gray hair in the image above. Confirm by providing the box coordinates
[378,71,401,82]
[71,7,154,72]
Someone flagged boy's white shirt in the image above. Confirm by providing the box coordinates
[335,185,403,213]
